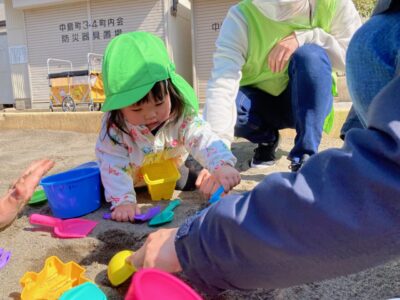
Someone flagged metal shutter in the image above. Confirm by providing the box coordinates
[24,0,165,106]
[24,1,89,106]
[90,0,165,54]
[192,0,238,103]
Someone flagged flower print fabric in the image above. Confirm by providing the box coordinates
[95,112,237,209]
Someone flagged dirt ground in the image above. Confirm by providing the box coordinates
[1,129,400,300]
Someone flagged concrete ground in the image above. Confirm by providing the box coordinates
[1,108,400,299]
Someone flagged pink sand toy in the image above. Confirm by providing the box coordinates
[125,269,203,300]
[29,214,97,238]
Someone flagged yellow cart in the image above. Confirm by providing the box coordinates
[47,53,105,112]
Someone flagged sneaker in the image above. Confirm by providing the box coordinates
[250,136,279,168]
[289,154,310,172]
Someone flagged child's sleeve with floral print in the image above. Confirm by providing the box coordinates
[180,114,237,172]
[95,120,137,210]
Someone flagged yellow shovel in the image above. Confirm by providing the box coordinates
[107,250,136,286]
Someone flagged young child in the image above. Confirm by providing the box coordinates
[96,32,240,222]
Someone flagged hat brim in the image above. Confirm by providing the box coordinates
[101,81,156,112]
[169,73,199,114]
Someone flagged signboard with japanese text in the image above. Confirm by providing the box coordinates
[59,17,124,44]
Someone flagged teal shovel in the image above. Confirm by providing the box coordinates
[148,199,181,227]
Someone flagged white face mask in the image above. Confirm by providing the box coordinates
[252,0,309,21]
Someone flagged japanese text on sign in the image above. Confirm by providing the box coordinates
[59,17,124,43]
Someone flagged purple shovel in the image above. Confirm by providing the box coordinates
[103,205,161,222]
[0,248,11,270]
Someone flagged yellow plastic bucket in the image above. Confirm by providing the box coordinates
[141,160,180,201]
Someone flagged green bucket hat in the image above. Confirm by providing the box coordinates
[101,31,199,113]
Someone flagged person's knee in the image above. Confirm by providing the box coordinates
[347,14,399,67]
[346,26,370,67]
[290,44,331,72]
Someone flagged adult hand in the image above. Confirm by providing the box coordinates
[8,159,55,205]
[1,159,55,229]
[268,33,299,73]
[128,228,182,273]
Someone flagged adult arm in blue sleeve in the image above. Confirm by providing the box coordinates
[175,76,400,294]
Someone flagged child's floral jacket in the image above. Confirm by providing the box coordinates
[95,112,237,208]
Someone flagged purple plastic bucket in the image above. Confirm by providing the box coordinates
[40,167,101,219]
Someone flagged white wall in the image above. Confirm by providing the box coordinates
[0,0,5,20]
[167,0,193,85]
[0,34,14,105]
[0,0,6,34]
[0,1,14,105]
[4,0,31,108]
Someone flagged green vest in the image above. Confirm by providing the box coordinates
[239,0,338,133]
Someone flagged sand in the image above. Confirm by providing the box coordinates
[1,129,400,299]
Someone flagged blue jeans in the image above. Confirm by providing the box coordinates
[341,10,400,138]
[235,44,333,162]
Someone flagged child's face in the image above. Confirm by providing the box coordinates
[121,91,171,130]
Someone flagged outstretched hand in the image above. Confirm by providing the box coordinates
[0,159,54,229]
[127,228,182,273]
[268,33,299,73]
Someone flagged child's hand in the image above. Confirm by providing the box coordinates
[197,165,240,200]
[112,203,141,222]
[213,165,241,193]
[197,174,218,200]
[195,169,212,189]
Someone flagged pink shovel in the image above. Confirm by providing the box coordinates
[29,214,97,238]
